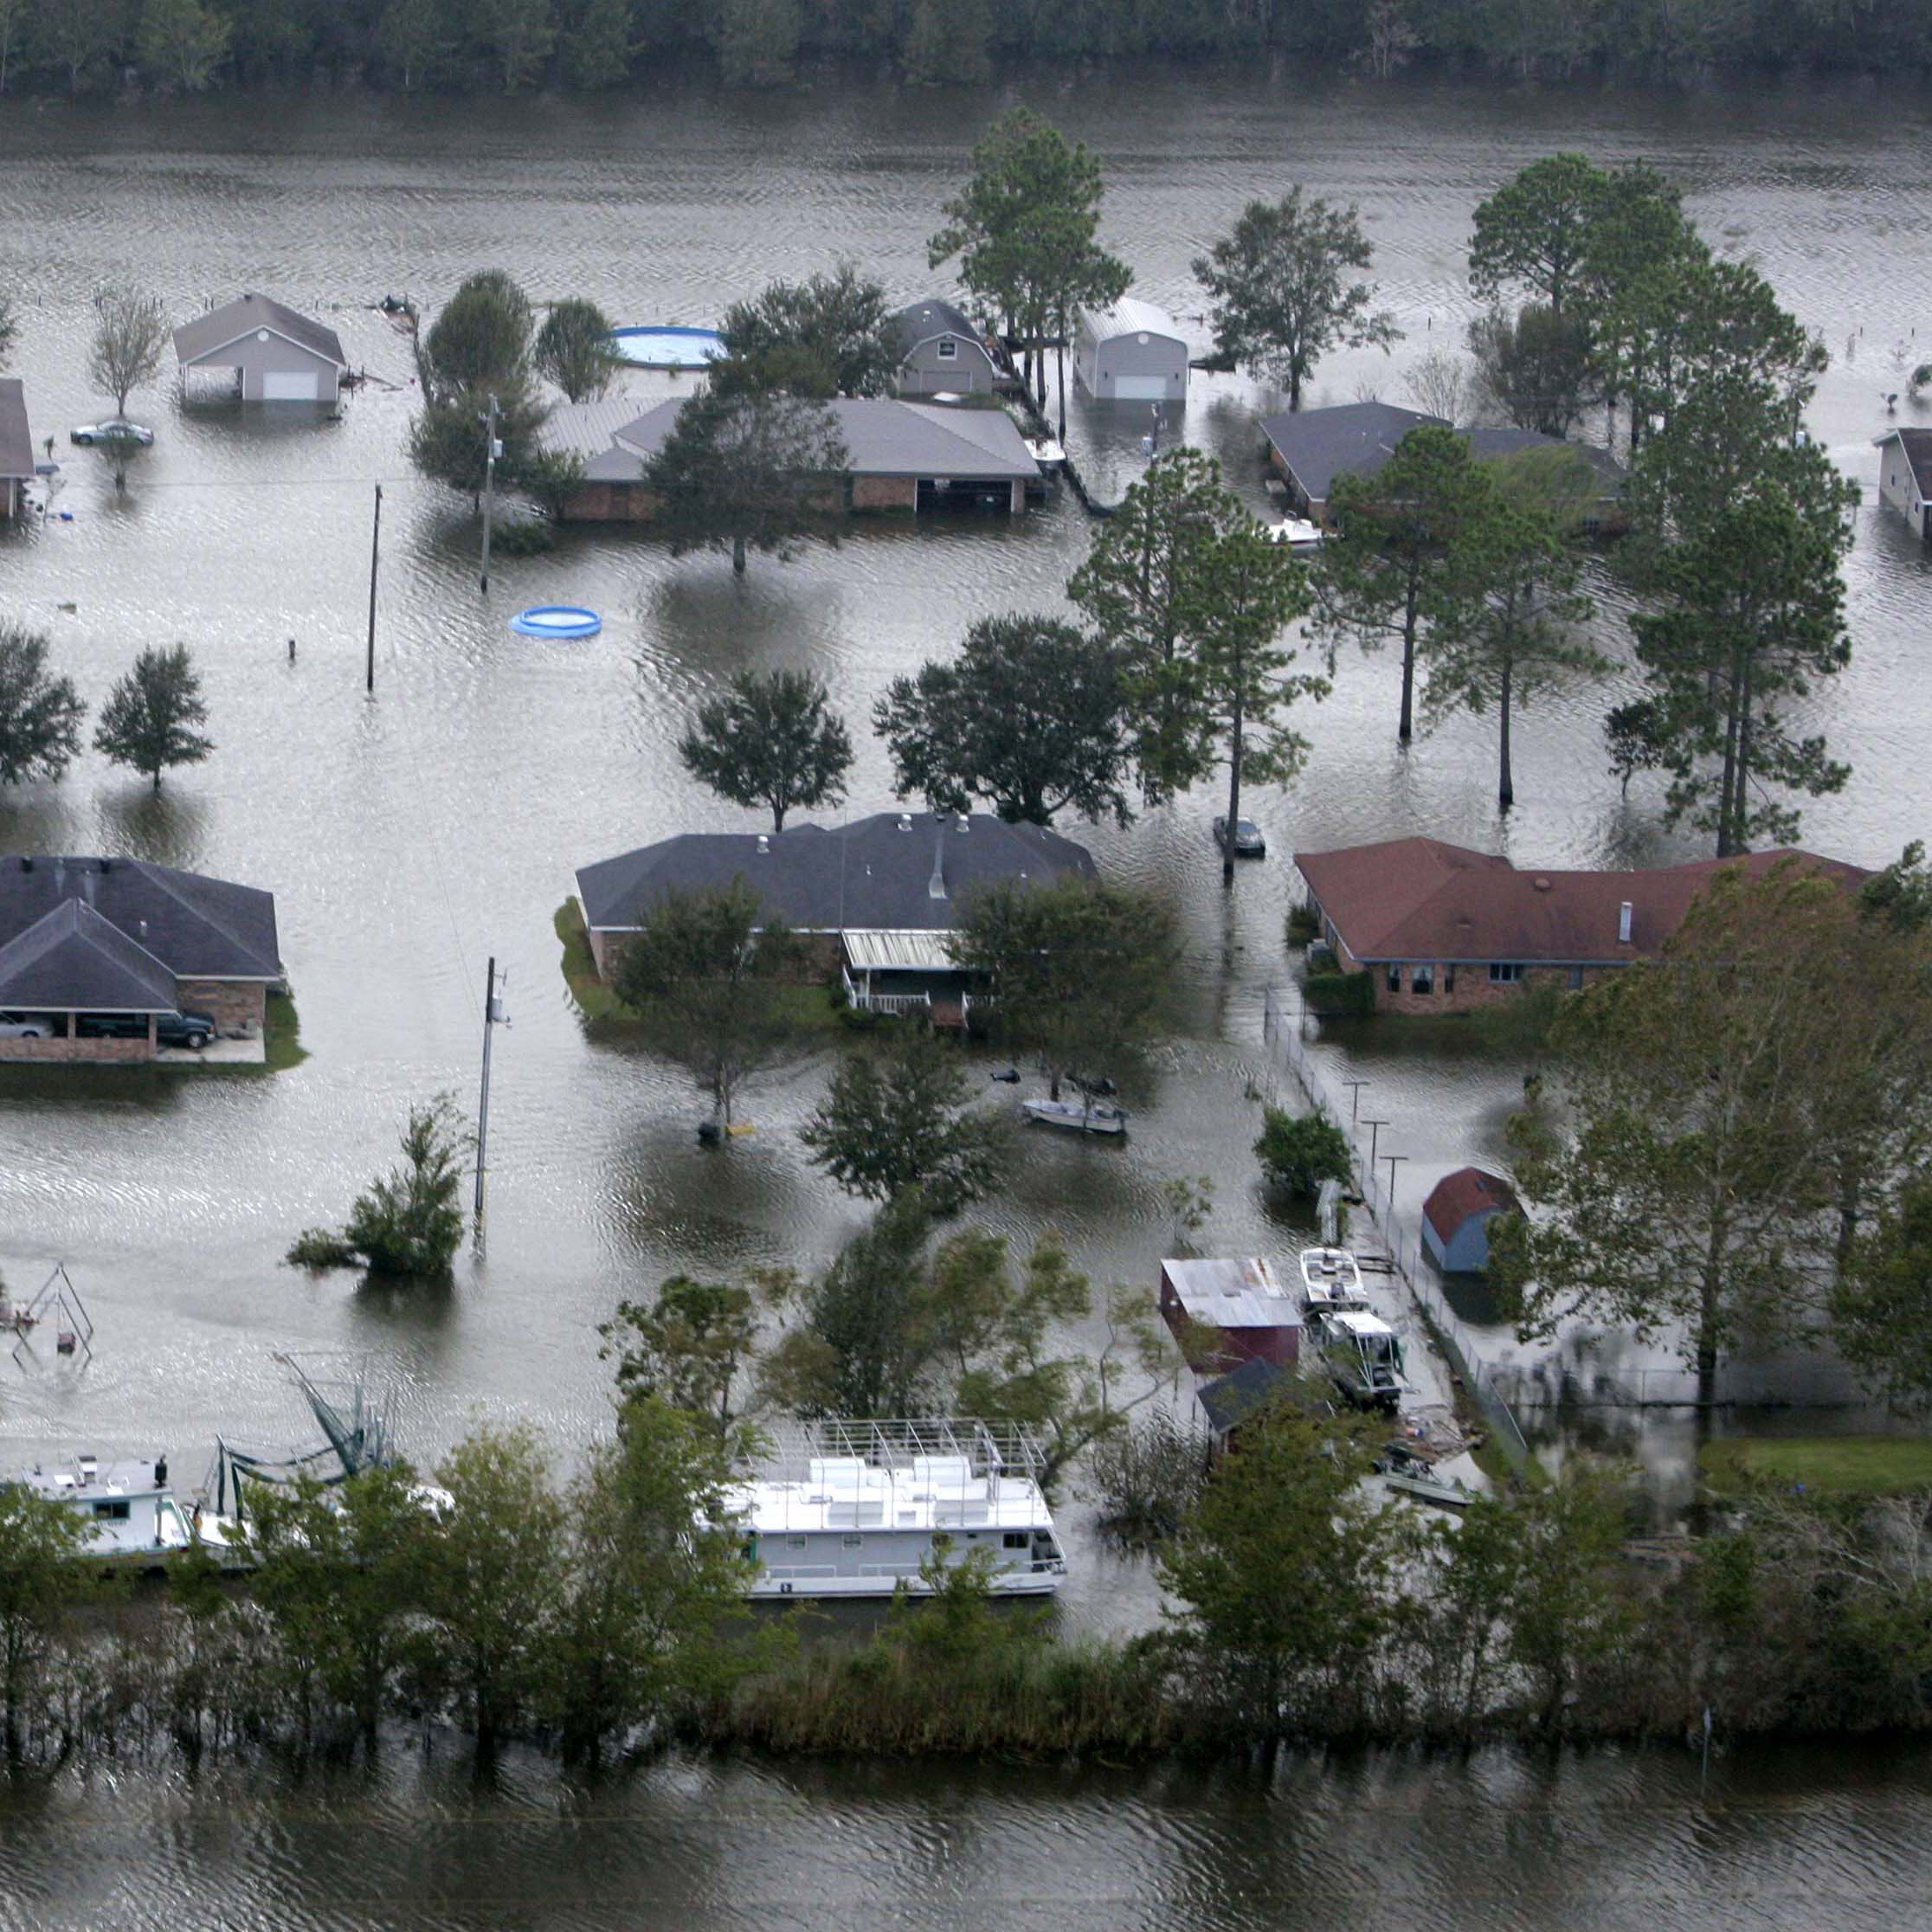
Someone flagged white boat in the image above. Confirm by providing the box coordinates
[1266,516,1325,550]
[1311,1308,1409,1412]
[1375,1440,1472,1511]
[1023,434,1067,469]
[1298,1245,1369,1312]
[1022,1096,1128,1135]
[724,1420,1067,1599]
[9,1454,243,1573]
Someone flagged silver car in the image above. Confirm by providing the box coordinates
[0,1013,54,1039]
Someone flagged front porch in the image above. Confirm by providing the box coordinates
[840,930,977,1028]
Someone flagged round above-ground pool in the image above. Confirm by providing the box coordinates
[510,605,602,640]
[608,325,726,370]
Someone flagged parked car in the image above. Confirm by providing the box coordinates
[1214,815,1266,858]
[0,1013,54,1039]
[70,420,155,447]
[75,1009,216,1049]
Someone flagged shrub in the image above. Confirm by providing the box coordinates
[1254,1104,1354,1198]
[489,517,555,557]
[287,1228,360,1269]
[1091,1409,1209,1549]
[1285,904,1321,947]
[1304,969,1375,1017]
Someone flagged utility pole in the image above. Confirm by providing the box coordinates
[480,393,500,594]
[365,483,381,695]
[474,956,503,1217]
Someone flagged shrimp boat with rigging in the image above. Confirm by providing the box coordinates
[724,1419,1068,1599]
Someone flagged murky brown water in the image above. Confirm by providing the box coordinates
[1,69,1931,1921]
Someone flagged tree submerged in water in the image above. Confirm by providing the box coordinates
[287,1097,471,1278]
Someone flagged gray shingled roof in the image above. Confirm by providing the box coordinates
[0,857,281,979]
[576,811,1097,935]
[0,900,179,1012]
[0,378,32,482]
[172,293,347,370]
[559,396,1038,485]
[1195,1356,1291,1437]
[1881,426,1932,496]
[892,299,984,362]
[1259,402,1444,501]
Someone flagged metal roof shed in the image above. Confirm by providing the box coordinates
[1159,1257,1302,1371]
[1074,298,1188,402]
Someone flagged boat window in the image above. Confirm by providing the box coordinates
[1002,1532,1029,1550]
[92,1500,131,1520]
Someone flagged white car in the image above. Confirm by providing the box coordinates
[70,419,155,447]
[0,1013,54,1038]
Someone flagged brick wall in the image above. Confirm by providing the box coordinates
[1370,957,1605,1015]
[851,474,918,512]
[561,481,661,524]
[588,925,842,985]
[0,1030,153,1064]
[177,981,267,1036]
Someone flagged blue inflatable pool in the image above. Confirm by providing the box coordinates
[609,325,726,370]
[511,605,602,640]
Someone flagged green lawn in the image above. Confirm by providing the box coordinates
[554,897,624,1021]
[263,989,309,1071]
[1699,1435,1932,1498]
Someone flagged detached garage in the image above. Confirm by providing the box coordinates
[1074,297,1189,402]
[173,292,349,405]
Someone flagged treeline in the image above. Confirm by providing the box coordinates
[7,0,1932,99]
[13,1401,1932,1773]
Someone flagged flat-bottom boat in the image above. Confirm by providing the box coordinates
[1375,1441,1472,1511]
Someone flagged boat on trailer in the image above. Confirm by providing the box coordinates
[9,1454,242,1575]
[1298,1246,1369,1313]
[1312,1307,1409,1412]
[724,1419,1067,1599]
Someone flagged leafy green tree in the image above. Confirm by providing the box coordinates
[1604,697,1668,797]
[1468,151,1611,318]
[1491,863,1859,1411]
[31,0,124,91]
[533,295,620,402]
[0,0,26,93]
[677,667,852,831]
[561,0,635,83]
[874,615,1131,828]
[1421,477,1602,810]
[409,383,547,500]
[715,265,899,399]
[611,878,807,1125]
[94,643,212,789]
[0,623,84,786]
[423,269,533,396]
[598,1273,761,1435]
[245,1464,431,1750]
[548,1398,754,1766]
[89,282,167,417]
[0,1482,84,1768]
[137,0,229,88]
[1468,301,1593,436]
[948,877,1176,1102]
[467,0,556,89]
[1316,422,1489,743]
[377,0,453,87]
[930,106,1130,434]
[712,0,798,84]
[1254,1105,1352,1198]
[1835,1180,1932,1413]
[647,387,847,575]
[1193,186,1400,409]
[290,1098,470,1277]
[801,1030,1008,1216]
[417,1426,564,1761]
[899,0,990,81]
[1159,1410,1397,1741]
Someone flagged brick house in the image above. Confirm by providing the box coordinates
[575,811,1096,1018]
[1293,837,1867,1016]
[0,856,283,1062]
[542,395,1040,522]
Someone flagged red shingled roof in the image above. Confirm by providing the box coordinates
[1292,837,1868,964]
[1423,1168,1521,1244]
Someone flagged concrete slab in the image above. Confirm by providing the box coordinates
[156,1036,264,1066]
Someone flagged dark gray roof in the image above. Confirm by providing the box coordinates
[0,378,31,482]
[0,900,179,1011]
[1195,1356,1291,1437]
[1262,402,1625,502]
[172,293,347,370]
[1880,426,1932,495]
[0,856,281,979]
[576,811,1098,935]
[892,299,987,362]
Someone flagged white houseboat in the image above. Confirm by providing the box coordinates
[724,1419,1067,1599]
[10,1453,242,1574]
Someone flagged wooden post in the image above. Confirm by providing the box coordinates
[366,483,382,695]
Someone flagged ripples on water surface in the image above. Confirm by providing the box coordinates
[1,68,1932,1919]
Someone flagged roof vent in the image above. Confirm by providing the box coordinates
[756,834,770,854]
[1532,876,1551,892]
[138,919,149,940]
[1618,900,1633,944]
[898,814,911,831]
[18,857,29,873]
[956,815,969,834]
[929,836,948,901]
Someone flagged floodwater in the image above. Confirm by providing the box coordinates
[3,67,1932,1922]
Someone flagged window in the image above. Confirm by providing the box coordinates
[1386,963,1401,993]
[1412,966,1433,995]
[1443,966,1456,994]
[786,1536,808,1549]
[841,1534,865,1548]
[93,1500,131,1521]
[1489,963,1523,983]
[1002,1531,1029,1550]
[937,337,957,360]
[1568,966,1585,989]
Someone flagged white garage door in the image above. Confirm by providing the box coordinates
[1112,374,1169,401]
[262,369,320,401]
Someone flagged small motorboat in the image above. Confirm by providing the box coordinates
[1022,1096,1128,1136]
[1266,516,1325,550]
[1298,1246,1370,1313]
[1374,1440,1472,1511]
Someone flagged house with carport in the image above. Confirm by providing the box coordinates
[0,856,283,1062]
[574,810,1095,1023]
[173,293,350,404]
